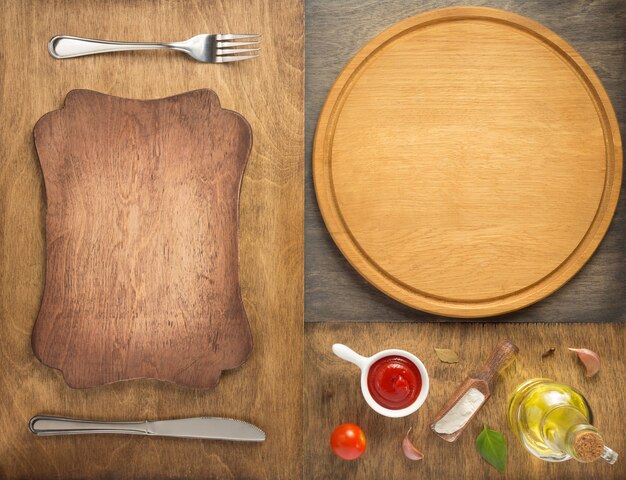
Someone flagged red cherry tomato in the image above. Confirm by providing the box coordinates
[330,423,366,460]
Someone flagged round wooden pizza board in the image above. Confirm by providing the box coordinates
[313,7,622,318]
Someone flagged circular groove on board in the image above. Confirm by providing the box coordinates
[313,7,622,318]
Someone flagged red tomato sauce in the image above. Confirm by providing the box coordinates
[367,355,422,410]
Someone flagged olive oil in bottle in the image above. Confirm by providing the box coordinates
[508,378,618,464]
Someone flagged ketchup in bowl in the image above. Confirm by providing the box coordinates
[366,355,422,410]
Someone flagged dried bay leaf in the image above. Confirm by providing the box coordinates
[434,348,459,363]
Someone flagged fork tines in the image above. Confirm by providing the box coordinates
[216,34,260,63]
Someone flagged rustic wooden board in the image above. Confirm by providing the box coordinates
[32,89,252,389]
[313,6,622,319]
[305,0,626,323]
[0,0,303,478]
[305,322,626,479]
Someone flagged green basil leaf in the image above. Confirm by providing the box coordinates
[475,425,507,472]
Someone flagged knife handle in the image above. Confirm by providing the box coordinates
[29,415,148,436]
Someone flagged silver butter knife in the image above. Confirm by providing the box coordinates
[29,415,265,442]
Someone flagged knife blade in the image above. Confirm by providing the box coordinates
[147,417,265,441]
[29,415,265,442]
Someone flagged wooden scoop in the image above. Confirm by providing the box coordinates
[430,339,518,442]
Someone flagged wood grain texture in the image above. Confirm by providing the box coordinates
[313,7,622,318]
[305,322,626,479]
[305,0,626,323]
[0,0,303,478]
[32,89,252,389]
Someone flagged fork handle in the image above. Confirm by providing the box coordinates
[29,415,149,436]
[48,35,177,59]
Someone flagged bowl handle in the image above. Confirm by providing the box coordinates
[332,344,368,369]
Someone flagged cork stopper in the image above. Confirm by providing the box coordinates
[573,431,604,463]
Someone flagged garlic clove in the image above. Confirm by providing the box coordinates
[402,428,424,460]
[568,348,600,377]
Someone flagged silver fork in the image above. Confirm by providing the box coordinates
[48,34,260,63]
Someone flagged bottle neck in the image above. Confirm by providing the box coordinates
[564,425,604,463]
[544,410,603,463]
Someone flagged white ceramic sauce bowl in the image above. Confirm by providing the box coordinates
[332,343,429,418]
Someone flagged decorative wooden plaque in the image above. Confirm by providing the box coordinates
[313,7,622,318]
[32,89,253,389]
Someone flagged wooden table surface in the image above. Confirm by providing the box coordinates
[1,0,624,478]
[305,322,626,479]
[305,0,626,323]
[0,0,303,478]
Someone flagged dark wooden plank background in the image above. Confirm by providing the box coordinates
[305,0,626,323]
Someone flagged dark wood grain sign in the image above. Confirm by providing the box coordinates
[32,89,252,389]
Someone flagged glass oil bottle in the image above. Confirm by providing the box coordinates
[508,378,618,464]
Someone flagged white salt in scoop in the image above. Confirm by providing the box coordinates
[433,388,485,434]
[430,339,518,442]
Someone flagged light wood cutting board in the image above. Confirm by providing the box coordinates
[313,6,622,318]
